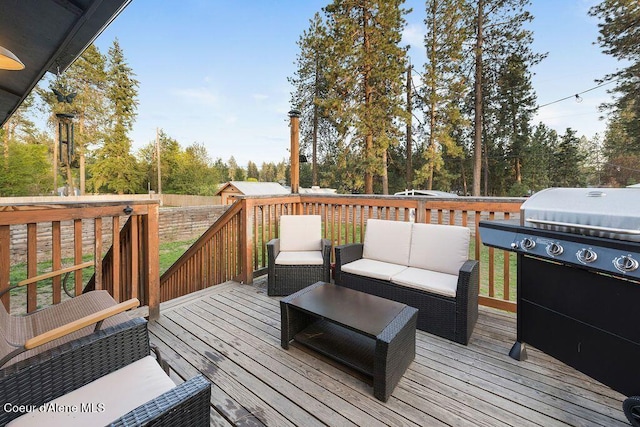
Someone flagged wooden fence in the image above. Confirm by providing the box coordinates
[161,194,524,312]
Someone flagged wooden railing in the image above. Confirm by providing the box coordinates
[160,199,244,302]
[0,199,160,319]
[162,194,524,312]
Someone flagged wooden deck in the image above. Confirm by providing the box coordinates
[147,278,628,427]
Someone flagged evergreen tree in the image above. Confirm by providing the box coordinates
[321,0,409,194]
[468,0,544,195]
[417,0,469,190]
[520,123,555,193]
[589,0,640,152]
[290,13,335,186]
[90,39,141,194]
[551,128,586,187]
[246,161,259,180]
[493,53,537,187]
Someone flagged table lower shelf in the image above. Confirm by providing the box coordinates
[294,319,375,377]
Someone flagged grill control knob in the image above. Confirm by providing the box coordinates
[521,238,536,250]
[614,255,639,273]
[546,242,564,257]
[577,248,597,264]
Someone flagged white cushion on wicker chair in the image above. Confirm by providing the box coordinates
[341,258,408,281]
[279,215,322,251]
[391,267,458,298]
[362,219,413,266]
[276,251,324,265]
[408,223,470,276]
[8,356,175,427]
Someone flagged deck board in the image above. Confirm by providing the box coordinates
[148,278,628,426]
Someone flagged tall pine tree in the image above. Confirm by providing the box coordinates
[321,0,409,194]
[90,39,141,194]
[418,0,469,190]
[290,13,335,187]
[589,0,640,155]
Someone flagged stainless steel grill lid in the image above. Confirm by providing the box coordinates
[522,188,640,242]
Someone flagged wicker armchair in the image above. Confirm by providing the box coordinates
[267,215,331,296]
[1,318,211,427]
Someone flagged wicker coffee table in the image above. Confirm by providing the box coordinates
[280,281,418,402]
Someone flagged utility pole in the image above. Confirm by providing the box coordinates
[156,127,162,195]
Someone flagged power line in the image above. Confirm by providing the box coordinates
[536,78,620,109]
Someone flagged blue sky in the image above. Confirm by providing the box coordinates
[93,0,620,167]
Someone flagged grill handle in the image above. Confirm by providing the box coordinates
[525,218,640,236]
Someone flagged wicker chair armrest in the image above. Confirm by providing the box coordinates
[267,239,280,288]
[455,259,480,345]
[335,243,363,266]
[109,375,211,427]
[334,243,363,284]
[321,239,332,263]
[267,238,280,262]
[23,298,140,351]
[457,259,479,294]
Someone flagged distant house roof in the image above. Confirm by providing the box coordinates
[299,186,337,194]
[214,181,289,197]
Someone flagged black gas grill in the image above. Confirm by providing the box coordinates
[479,188,640,426]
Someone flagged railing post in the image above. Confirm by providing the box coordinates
[289,109,301,194]
[240,198,254,284]
[146,203,160,320]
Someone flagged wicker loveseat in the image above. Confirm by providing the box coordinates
[335,219,479,345]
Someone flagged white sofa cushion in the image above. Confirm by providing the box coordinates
[391,267,459,298]
[341,258,408,282]
[362,219,413,266]
[408,223,470,276]
[275,251,324,265]
[8,356,176,427]
[279,215,322,251]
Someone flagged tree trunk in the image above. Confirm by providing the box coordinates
[406,63,412,188]
[472,0,484,196]
[2,123,9,169]
[79,117,85,195]
[363,5,374,194]
[382,149,389,195]
[312,56,319,187]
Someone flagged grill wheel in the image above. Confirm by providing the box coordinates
[624,396,640,426]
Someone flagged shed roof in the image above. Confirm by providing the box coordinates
[215,181,289,197]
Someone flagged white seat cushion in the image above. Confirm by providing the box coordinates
[408,223,470,275]
[279,215,322,251]
[362,219,413,266]
[8,356,176,427]
[341,258,408,281]
[391,267,459,298]
[275,251,324,265]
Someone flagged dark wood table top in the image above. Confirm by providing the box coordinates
[285,282,407,337]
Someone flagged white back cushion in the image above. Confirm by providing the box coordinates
[362,219,413,266]
[279,215,322,251]
[408,223,470,275]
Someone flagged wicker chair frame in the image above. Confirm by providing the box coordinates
[267,238,332,296]
[0,317,210,426]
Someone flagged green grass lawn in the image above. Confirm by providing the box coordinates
[7,238,199,314]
